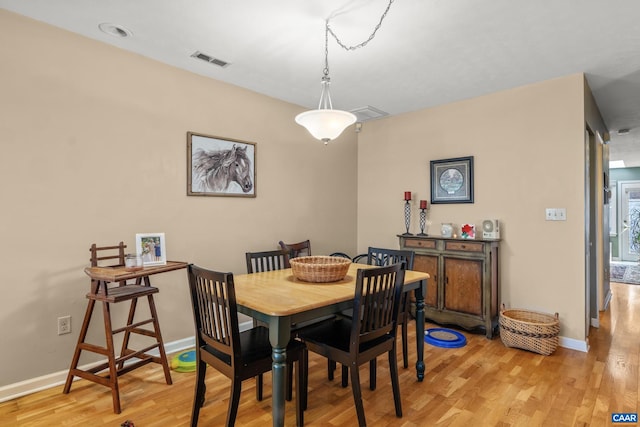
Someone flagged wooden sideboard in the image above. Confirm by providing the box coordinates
[398,235,500,338]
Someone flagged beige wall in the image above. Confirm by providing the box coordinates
[1,9,605,390]
[357,74,589,343]
[0,11,357,386]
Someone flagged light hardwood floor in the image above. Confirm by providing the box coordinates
[1,281,637,426]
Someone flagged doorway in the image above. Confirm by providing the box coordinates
[619,180,640,261]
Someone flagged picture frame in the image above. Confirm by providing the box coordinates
[136,233,167,266]
[187,131,256,197]
[430,156,474,204]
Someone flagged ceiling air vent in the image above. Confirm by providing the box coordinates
[191,51,230,68]
[350,106,388,122]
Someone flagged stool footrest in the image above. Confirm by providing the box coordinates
[112,318,154,334]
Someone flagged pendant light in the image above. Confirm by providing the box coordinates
[295,22,356,144]
[295,0,395,144]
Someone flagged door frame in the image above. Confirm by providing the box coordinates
[618,180,640,261]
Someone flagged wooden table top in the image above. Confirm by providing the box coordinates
[233,263,429,317]
[84,261,189,282]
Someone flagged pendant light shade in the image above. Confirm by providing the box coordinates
[295,1,394,144]
[295,109,356,143]
[295,24,357,144]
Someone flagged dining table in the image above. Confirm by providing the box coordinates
[233,263,429,427]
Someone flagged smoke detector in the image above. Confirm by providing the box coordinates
[98,23,132,38]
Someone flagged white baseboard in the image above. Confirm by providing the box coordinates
[0,319,255,404]
[0,336,196,403]
[559,335,589,352]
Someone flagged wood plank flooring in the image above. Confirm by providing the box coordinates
[1,281,637,426]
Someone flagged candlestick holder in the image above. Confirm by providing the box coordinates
[402,200,413,236]
[417,208,428,236]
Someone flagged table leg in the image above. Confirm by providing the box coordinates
[269,316,292,427]
[414,279,426,381]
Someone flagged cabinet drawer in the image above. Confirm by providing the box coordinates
[404,239,436,249]
[445,241,483,252]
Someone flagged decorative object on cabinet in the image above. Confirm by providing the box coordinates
[499,305,559,355]
[402,191,413,236]
[136,233,166,266]
[461,224,475,239]
[441,223,453,238]
[187,131,256,197]
[430,156,474,204]
[398,234,500,338]
[482,219,501,239]
[418,200,429,236]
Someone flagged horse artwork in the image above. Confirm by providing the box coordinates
[187,132,256,197]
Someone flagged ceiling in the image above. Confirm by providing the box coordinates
[3,0,640,165]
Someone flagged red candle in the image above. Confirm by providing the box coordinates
[420,200,428,209]
[404,191,412,201]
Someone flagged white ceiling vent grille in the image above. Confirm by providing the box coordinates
[349,106,388,122]
[191,51,230,68]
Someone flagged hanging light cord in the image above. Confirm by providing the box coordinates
[327,0,396,52]
[320,0,395,109]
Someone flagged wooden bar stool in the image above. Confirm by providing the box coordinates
[63,242,172,414]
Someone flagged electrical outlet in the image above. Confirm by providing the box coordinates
[58,315,71,335]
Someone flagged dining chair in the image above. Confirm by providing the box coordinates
[63,242,172,414]
[297,263,406,427]
[278,239,311,266]
[328,247,415,387]
[186,264,306,427]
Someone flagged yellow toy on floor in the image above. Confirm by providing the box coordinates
[171,349,196,372]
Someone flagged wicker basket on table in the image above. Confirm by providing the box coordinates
[499,304,559,355]
[289,256,351,283]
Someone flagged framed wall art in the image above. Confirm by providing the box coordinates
[136,233,167,266]
[187,131,256,197]
[430,156,474,204]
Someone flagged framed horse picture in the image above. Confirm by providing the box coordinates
[187,132,257,197]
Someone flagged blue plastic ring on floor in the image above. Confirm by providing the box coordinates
[424,328,467,348]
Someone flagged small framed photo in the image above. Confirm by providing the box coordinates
[187,131,256,197]
[136,233,167,266]
[430,156,474,204]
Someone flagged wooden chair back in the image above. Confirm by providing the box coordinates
[90,242,126,267]
[246,249,290,273]
[367,247,415,270]
[89,242,138,288]
[366,247,414,370]
[187,264,240,375]
[352,264,406,348]
[279,239,311,258]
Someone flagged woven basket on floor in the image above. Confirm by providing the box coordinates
[499,305,559,355]
[289,256,351,283]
